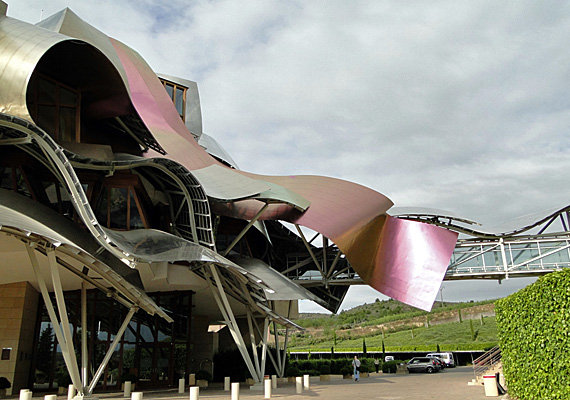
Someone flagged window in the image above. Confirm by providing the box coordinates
[93,173,150,231]
[159,78,187,121]
[27,74,81,142]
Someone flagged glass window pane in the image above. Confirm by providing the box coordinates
[95,186,109,226]
[129,190,145,229]
[59,107,76,142]
[0,167,12,190]
[59,86,77,106]
[109,187,128,229]
[165,84,174,100]
[175,87,184,117]
[37,105,56,136]
[38,78,56,104]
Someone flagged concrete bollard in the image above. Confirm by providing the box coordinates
[224,376,231,391]
[189,386,199,400]
[44,395,57,400]
[303,374,310,390]
[295,376,303,394]
[123,381,132,398]
[131,391,143,400]
[231,382,240,400]
[264,378,271,399]
[19,389,29,400]
[271,375,277,389]
[189,373,196,386]
[67,384,76,400]
[179,378,185,393]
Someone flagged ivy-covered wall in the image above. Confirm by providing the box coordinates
[496,269,570,400]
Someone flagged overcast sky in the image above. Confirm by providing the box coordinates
[6,1,570,312]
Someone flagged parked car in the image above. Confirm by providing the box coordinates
[385,356,395,362]
[406,357,440,373]
[426,352,455,368]
[430,357,446,369]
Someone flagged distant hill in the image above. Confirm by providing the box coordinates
[288,299,497,352]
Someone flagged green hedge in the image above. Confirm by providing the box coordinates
[496,269,570,400]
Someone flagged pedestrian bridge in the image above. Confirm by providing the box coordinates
[284,206,570,306]
[392,206,570,281]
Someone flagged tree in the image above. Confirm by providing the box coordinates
[36,325,54,374]
[381,340,386,361]
[362,338,367,355]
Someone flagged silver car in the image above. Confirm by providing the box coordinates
[406,357,441,373]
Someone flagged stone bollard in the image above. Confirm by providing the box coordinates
[224,376,230,391]
[67,384,76,400]
[178,378,185,393]
[295,376,303,394]
[20,389,32,400]
[264,378,271,399]
[271,375,277,390]
[189,373,196,386]
[44,395,57,400]
[303,374,310,390]
[131,391,143,400]
[189,386,199,400]
[231,382,240,400]
[123,381,132,398]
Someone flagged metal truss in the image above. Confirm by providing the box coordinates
[20,240,146,399]
[446,233,570,280]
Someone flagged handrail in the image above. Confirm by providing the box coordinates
[473,345,502,377]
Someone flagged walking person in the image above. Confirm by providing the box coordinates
[352,355,361,381]
[374,357,380,373]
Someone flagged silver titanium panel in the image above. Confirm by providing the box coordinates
[191,164,272,200]
[192,164,310,211]
[229,255,327,305]
[0,203,171,321]
[36,8,129,88]
[198,132,239,168]
[0,15,67,120]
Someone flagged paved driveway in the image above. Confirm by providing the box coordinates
[103,366,503,400]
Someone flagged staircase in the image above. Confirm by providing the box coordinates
[468,346,502,385]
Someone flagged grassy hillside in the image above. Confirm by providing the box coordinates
[289,299,498,352]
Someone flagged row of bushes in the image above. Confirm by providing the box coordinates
[291,342,496,353]
[286,358,404,376]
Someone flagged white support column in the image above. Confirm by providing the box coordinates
[246,308,262,380]
[295,224,324,276]
[499,239,509,278]
[81,282,88,391]
[47,250,82,386]
[260,318,269,378]
[280,328,290,377]
[88,306,137,394]
[26,244,84,394]
[221,204,269,257]
[205,265,260,381]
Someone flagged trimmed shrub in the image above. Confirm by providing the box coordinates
[0,377,11,389]
[195,370,212,382]
[319,365,331,375]
[496,269,570,400]
[286,366,300,377]
[382,360,403,373]
[340,366,352,376]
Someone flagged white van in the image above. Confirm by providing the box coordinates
[426,352,455,367]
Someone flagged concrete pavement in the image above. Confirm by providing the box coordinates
[91,366,505,400]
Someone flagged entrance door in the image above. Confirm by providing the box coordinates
[137,344,173,388]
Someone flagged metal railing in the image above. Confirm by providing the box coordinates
[473,345,502,378]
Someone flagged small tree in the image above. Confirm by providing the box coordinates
[362,338,367,355]
[36,326,54,375]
